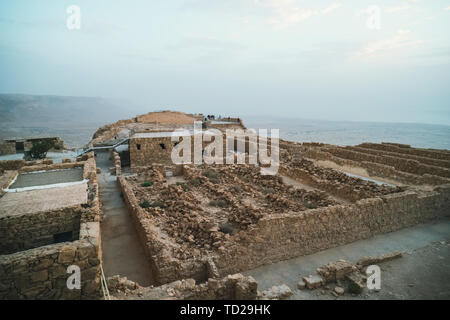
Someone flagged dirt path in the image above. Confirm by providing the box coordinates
[96,151,154,286]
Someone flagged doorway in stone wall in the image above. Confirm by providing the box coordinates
[15,141,24,153]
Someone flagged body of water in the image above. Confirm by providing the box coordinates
[243,116,450,150]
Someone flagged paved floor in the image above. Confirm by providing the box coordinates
[96,151,154,286]
[0,183,87,217]
[244,218,450,299]
[9,167,83,189]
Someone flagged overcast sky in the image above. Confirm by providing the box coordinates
[0,0,449,125]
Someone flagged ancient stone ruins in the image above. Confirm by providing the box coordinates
[0,111,449,300]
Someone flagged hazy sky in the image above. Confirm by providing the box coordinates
[1,0,449,125]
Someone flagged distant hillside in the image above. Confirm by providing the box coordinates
[0,94,138,147]
[0,94,135,124]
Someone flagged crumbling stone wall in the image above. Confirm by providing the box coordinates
[113,273,258,300]
[279,161,403,202]
[360,142,450,161]
[303,147,450,186]
[347,146,450,169]
[324,146,450,178]
[213,185,450,276]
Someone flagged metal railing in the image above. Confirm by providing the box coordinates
[100,265,111,300]
[78,138,129,156]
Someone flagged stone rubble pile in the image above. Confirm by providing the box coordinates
[112,273,258,300]
[297,252,402,297]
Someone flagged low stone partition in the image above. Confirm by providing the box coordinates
[325,146,450,178]
[19,160,85,174]
[279,165,386,202]
[361,142,450,161]
[0,154,102,300]
[347,146,450,169]
[213,184,450,276]
[114,273,258,300]
[303,148,450,186]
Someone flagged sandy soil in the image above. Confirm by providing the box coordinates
[136,111,197,125]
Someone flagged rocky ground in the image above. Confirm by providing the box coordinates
[292,241,450,300]
[128,164,337,261]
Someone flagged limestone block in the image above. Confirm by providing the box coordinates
[234,276,257,300]
[261,284,292,300]
[58,246,76,264]
[303,274,324,289]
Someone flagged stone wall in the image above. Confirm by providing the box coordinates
[279,165,365,202]
[0,142,15,155]
[130,137,176,170]
[0,207,82,255]
[120,169,450,285]
[0,224,101,299]
[303,148,450,186]
[117,176,206,285]
[130,133,252,171]
[348,146,450,169]
[0,154,102,300]
[361,142,450,161]
[0,160,28,171]
[0,138,65,155]
[324,146,450,178]
[113,151,122,176]
[213,184,450,276]
[113,273,257,300]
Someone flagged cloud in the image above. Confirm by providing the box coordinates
[386,3,412,13]
[385,0,426,14]
[351,29,425,60]
[444,6,450,11]
[167,36,245,51]
[255,1,343,29]
[82,20,129,37]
